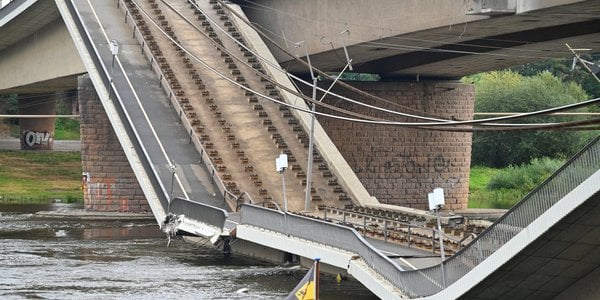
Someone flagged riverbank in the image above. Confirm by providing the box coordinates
[0,146,82,202]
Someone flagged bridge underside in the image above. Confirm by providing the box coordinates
[464,190,600,299]
[0,0,85,93]
[241,0,600,79]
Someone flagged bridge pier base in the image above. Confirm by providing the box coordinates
[18,93,56,150]
[78,74,149,212]
[313,80,474,210]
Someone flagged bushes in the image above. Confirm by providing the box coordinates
[469,157,564,208]
[487,157,564,191]
[54,118,80,140]
[466,70,593,168]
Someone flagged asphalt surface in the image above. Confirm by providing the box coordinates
[0,138,81,151]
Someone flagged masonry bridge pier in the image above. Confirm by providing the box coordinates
[1,0,599,298]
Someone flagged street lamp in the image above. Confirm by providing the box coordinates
[110,39,119,74]
[276,153,288,212]
[109,40,119,99]
[428,187,446,287]
[276,153,289,235]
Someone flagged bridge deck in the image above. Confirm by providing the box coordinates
[5,0,598,299]
[128,0,353,211]
[71,0,222,208]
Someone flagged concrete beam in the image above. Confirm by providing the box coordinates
[239,0,599,78]
[0,18,85,92]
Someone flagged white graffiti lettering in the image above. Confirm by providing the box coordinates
[23,130,51,147]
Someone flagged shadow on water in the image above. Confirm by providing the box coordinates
[0,203,378,299]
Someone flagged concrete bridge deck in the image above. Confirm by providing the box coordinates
[69,0,222,209]
[131,0,353,211]
[240,0,600,79]
[1,0,600,298]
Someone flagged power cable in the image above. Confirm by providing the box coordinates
[137,1,600,131]
[202,1,600,128]
[219,0,585,124]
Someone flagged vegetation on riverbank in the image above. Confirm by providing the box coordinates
[0,147,561,208]
[0,151,82,203]
[54,118,81,140]
[468,157,564,208]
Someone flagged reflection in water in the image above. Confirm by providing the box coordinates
[0,203,377,299]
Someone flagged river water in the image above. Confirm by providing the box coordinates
[0,203,377,299]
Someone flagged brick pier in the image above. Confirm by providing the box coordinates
[78,75,149,212]
[313,81,474,210]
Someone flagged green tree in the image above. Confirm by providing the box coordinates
[467,70,594,167]
[509,54,600,100]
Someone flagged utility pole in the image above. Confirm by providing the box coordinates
[300,35,353,212]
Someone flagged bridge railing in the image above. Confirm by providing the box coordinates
[241,136,599,297]
[117,0,256,210]
[169,197,228,229]
[239,204,418,293]
[402,135,600,296]
[320,207,467,253]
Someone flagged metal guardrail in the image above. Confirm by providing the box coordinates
[403,135,600,296]
[322,208,466,254]
[240,136,600,297]
[240,204,410,290]
[118,0,256,210]
[169,197,228,229]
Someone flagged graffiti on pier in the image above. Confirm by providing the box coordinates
[22,130,52,148]
[82,177,130,211]
[354,153,452,176]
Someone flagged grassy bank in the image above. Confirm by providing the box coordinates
[0,151,82,203]
[468,166,522,208]
[0,142,560,208]
[468,158,564,209]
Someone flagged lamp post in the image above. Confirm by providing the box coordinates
[428,187,446,288]
[276,153,289,212]
[276,153,289,235]
[169,162,176,200]
[109,40,119,99]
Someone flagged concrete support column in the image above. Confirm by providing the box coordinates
[78,74,149,212]
[313,80,474,210]
[18,93,56,150]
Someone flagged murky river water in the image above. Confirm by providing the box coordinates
[0,203,376,299]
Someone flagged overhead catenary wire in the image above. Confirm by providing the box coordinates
[216,0,452,120]
[2,92,79,111]
[202,1,600,129]
[158,0,380,122]
[166,0,600,130]
[185,0,448,122]
[137,0,600,131]
[215,0,600,129]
